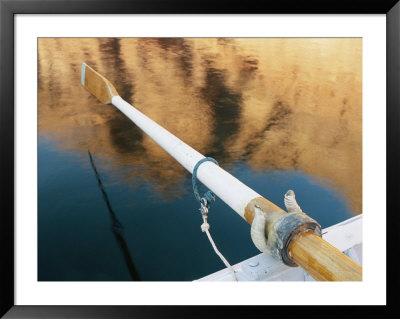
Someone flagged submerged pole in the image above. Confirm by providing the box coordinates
[88,150,141,281]
[81,62,362,281]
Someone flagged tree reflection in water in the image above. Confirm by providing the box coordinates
[38,38,362,214]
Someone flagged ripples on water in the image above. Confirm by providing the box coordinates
[38,38,362,281]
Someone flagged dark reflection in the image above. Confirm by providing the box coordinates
[47,62,62,109]
[38,50,43,91]
[97,38,145,155]
[201,66,241,160]
[82,45,98,70]
[244,101,293,161]
[136,40,152,73]
[237,58,259,87]
[157,38,185,50]
[99,38,135,104]
[88,150,141,281]
[107,116,145,155]
[156,38,194,80]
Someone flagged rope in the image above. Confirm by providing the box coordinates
[284,189,303,214]
[200,203,238,281]
[192,157,238,281]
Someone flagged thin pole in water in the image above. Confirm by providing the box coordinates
[88,150,141,281]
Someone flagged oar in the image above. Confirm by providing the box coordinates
[81,62,362,281]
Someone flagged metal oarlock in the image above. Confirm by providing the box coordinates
[250,190,321,267]
[268,211,321,267]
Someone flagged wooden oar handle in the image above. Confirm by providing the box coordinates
[289,230,362,281]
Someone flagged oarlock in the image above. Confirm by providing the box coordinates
[249,190,321,267]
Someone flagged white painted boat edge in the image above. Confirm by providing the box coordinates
[195,214,362,281]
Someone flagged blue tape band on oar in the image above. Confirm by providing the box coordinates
[192,157,219,208]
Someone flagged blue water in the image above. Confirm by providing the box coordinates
[38,135,351,281]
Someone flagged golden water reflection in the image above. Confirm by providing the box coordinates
[38,38,362,213]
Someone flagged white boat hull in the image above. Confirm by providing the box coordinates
[195,214,362,281]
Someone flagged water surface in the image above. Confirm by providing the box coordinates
[38,38,362,281]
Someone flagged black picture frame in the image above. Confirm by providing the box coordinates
[1,0,398,317]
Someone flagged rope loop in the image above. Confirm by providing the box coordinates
[192,157,219,208]
[191,157,237,281]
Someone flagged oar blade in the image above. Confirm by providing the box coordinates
[81,62,119,104]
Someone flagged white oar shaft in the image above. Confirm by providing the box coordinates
[112,96,260,219]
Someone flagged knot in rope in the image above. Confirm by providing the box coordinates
[192,157,219,209]
[199,198,210,232]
